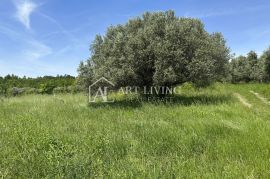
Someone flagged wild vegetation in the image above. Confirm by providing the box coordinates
[0,75,78,96]
[1,83,270,178]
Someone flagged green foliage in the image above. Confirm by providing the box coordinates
[230,56,251,83]
[77,61,93,92]
[78,11,230,89]
[39,83,56,94]
[230,51,265,83]
[0,75,77,96]
[262,47,270,81]
[53,87,66,94]
[24,87,39,95]
[7,87,24,96]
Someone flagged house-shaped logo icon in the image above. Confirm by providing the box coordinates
[89,77,115,103]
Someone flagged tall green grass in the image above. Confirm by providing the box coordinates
[0,83,270,178]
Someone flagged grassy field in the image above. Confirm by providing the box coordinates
[1,83,270,178]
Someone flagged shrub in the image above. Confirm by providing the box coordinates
[7,87,24,96]
[40,83,56,94]
[53,87,66,94]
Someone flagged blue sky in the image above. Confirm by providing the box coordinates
[1,0,270,77]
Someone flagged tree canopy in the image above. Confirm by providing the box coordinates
[78,10,230,89]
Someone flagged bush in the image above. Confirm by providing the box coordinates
[7,87,24,96]
[53,87,66,94]
[67,86,74,93]
[40,83,56,94]
[23,87,39,95]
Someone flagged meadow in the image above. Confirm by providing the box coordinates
[0,83,270,178]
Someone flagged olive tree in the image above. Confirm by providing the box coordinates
[78,11,230,89]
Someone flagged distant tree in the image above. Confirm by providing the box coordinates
[230,51,265,83]
[252,58,265,83]
[230,56,250,83]
[246,51,263,82]
[262,47,270,81]
[247,51,257,62]
[0,77,6,96]
[77,61,94,91]
[78,11,230,90]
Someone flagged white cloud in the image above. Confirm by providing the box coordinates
[22,40,52,61]
[14,0,37,29]
[0,24,52,61]
[37,12,79,43]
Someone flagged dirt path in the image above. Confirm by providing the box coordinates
[250,91,270,105]
[233,93,252,108]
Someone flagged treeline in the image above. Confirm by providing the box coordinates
[229,49,270,83]
[0,75,82,96]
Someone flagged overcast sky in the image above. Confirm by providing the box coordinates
[1,0,270,77]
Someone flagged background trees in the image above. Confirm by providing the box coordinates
[78,11,230,89]
[230,51,266,83]
[230,55,252,83]
[0,75,77,96]
[262,47,270,81]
